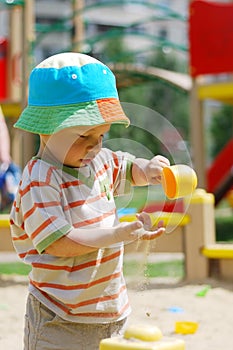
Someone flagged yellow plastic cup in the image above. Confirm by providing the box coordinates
[161,164,198,200]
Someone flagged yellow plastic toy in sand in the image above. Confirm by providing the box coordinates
[175,321,199,334]
[99,324,185,350]
[124,324,163,342]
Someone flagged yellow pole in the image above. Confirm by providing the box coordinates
[190,78,206,188]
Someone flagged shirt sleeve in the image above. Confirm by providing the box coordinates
[110,150,135,196]
[18,162,72,253]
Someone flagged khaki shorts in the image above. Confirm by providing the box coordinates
[24,293,127,350]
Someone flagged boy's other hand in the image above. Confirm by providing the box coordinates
[146,155,170,185]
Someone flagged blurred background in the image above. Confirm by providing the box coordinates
[0,0,232,245]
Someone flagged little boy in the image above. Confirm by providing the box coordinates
[10,52,170,350]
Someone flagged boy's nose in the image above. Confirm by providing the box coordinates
[87,139,102,153]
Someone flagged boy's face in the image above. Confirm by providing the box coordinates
[40,124,110,167]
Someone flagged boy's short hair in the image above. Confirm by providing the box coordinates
[14,52,130,135]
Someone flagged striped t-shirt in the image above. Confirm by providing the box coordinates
[10,148,135,323]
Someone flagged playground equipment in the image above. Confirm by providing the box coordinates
[189,0,233,192]
[0,213,14,251]
[120,188,233,281]
[0,37,7,100]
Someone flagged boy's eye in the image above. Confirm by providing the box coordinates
[78,134,104,138]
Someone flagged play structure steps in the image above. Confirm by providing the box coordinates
[0,214,10,227]
[201,243,233,259]
[0,214,14,251]
[201,243,233,280]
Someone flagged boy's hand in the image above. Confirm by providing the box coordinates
[115,212,165,243]
[136,212,165,240]
[145,155,170,185]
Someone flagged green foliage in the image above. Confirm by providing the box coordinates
[144,260,184,278]
[102,36,189,157]
[108,123,161,157]
[0,259,184,278]
[101,36,135,63]
[210,104,233,158]
[123,259,184,278]
[146,49,189,139]
[0,262,31,276]
[216,216,233,242]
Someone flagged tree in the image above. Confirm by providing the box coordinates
[100,39,189,160]
[146,48,189,139]
[210,104,233,158]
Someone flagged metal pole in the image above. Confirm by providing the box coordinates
[72,0,84,52]
[21,0,35,167]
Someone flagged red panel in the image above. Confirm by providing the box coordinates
[142,200,184,214]
[189,1,233,77]
[0,38,8,99]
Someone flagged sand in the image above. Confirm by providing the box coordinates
[0,274,232,350]
[127,278,233,350]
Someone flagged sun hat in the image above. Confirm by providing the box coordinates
[14,52,130,134]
